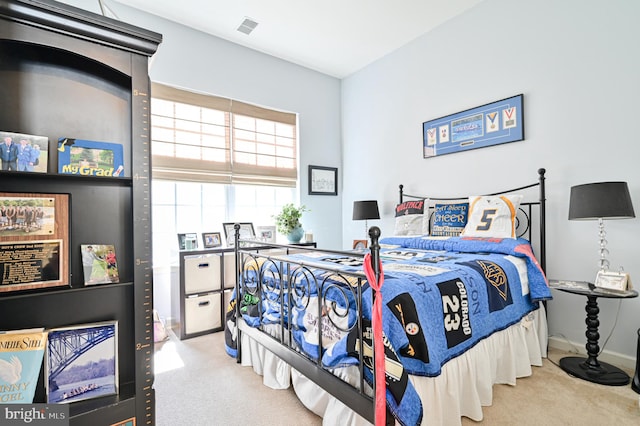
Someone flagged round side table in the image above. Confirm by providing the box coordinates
[550,280,638,386]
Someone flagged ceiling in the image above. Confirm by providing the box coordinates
[113,0,484,78]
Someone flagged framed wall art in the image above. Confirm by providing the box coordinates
[0,192,69,293]
[309,165,338,196]
[222,222,255,246]
[57,137,125,178]
[202,232,222,248]
[45,320,119,404]
[0,130,48,173]
[423,94,524,158]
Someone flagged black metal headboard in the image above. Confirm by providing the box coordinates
[398,168,546,272]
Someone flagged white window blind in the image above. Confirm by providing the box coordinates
[151,83,297,187]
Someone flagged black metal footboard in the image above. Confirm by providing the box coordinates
[232,225,383,424]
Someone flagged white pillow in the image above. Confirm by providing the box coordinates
[461,194,523,239]
[394,199,429,236]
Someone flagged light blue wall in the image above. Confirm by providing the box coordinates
[342,0,640,359]
[58,0,343,250]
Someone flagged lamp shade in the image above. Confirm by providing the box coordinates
[353,200,380,221]
[568,182,635,220]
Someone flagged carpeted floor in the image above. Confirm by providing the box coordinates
[461,351,640,425]
[154,330,321,426]
[154,330,640,425]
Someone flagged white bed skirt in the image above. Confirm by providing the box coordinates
[239,304,548,425]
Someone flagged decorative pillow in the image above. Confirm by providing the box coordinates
[431,203,469,237]
[394,199,429,235]
[461,194,523,239]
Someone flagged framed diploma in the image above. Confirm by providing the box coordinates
[0,192,70,293]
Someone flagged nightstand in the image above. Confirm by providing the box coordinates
[550,280,638,386]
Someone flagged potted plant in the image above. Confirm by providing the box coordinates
[274,203,308,243]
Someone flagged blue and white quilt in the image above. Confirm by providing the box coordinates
[225,236,551,426]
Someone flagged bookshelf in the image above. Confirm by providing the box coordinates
[0,1,161,424]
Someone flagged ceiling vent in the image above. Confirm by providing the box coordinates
[237,17,259,35]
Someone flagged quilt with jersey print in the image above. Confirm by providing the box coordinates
[225,236,551,426]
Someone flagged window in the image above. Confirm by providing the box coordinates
[149,84,298,268]
[151,83,297,186]
[151,180,295,267]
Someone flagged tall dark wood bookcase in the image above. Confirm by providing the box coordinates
[0,1,161,424]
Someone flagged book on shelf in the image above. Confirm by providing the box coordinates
[0,327,48,403]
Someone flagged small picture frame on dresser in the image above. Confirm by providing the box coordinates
[353,239,367,250]
[177,233,198,250]
[256,226,276,243]
[202,232,222,248]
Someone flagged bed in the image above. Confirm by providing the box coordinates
[224,168,550,425]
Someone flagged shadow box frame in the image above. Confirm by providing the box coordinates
[0,192,69,293]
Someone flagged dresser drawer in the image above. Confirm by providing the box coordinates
[184,254,220,294]
[184,293,221,334]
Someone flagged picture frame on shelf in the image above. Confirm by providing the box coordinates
[0,130,48,173]
[256,226,276,243]
[309,165,338,196]
[177,233,198,250]
[45,320,119,404]
[0,192,69,293]
[222,222,255,247]
[202,232,222,248]
[80,244,119,286]
[57,137,125,178]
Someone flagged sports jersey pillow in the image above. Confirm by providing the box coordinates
[394,199,429,235]
[461,194,523,239]
[431,203,469,237]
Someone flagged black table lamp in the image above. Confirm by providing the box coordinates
[353,200,380,240]
[569,181,635,271]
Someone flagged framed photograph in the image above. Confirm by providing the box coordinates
[222,222,255,247]
[353,239,368,250]
[202,232,222,248]
[309,165,338,196]
[45,320,119,404]
[177,233,198,250]
[80,244,119,285]
[423,94,524,158]
[57,137,124,178]
[256,226,276,243]
[0,192,69,293]
[0,130,48,173]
